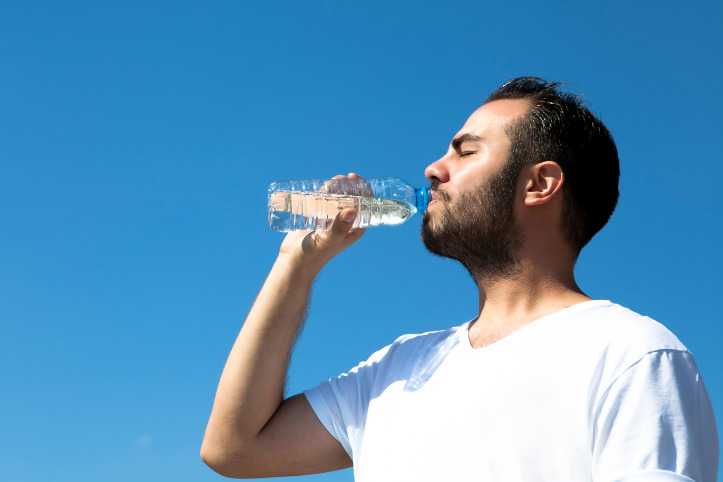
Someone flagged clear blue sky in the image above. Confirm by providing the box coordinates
[1,1,721,480]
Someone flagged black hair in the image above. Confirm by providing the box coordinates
[486,77,620,255]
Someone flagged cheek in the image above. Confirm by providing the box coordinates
[451,162,497,190]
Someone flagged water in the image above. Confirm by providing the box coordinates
[268,190,416,231]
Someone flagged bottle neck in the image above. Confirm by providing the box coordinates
[416,187,430,213]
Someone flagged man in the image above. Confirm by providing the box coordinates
[201,77,718,480]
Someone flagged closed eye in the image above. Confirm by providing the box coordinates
[460,151,475,157]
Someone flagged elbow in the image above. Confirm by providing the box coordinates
[200,438,255,479]
[200,443,229,478]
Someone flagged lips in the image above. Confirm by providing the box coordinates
[428,188,448,206]
[427,193,440,208]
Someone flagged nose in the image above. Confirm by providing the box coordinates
[425,155,450,183]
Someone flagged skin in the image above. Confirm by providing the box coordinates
[201,99,591,477]
[425,98,590,347]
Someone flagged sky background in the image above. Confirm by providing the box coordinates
[1,1,721,480]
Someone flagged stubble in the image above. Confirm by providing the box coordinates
[421,161,524,282]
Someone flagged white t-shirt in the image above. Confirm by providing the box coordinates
[304,300,719,481]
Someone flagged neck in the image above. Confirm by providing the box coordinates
[468,258,590,346]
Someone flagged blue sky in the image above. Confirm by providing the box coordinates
[1,1,721,480]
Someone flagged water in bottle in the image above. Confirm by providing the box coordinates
[268,177,430,232]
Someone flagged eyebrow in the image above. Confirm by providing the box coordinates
[451,133,481,152]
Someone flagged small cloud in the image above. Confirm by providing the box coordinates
[136,435,153,447]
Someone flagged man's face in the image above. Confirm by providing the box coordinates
[421,99,530,279]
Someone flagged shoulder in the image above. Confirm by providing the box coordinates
[573,300,687,354]
[363,323,465,366]
[564,301,697,394]
[338,323,468,388]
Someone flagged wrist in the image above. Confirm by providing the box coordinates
[273,252,321,285]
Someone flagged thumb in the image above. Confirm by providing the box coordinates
[296,207,364,269]
[322,207,363,248]
[334,208,358,232]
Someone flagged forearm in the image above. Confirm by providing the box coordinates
[203,254,318,452]
[202,199,364,475]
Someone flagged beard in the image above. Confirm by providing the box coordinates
[421,160,523,281]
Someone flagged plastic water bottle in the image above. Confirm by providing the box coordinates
[268,176,430,232]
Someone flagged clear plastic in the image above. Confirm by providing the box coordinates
[268,176,430,232]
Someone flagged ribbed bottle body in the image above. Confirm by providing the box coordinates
[268,177,428,232]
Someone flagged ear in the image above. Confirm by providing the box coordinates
[522,161,564,206]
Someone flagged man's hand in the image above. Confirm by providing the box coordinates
[278,173,367,276]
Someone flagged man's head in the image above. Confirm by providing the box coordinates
[421,77,619,276]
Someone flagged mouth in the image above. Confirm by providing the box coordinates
[428,188,446,207]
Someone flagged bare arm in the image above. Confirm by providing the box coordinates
[201,189,364,478]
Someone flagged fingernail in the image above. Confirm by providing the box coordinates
[341,210,356,222]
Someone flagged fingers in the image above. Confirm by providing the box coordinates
[332,208,358,235]
[327,209,366,252]
[321,208,364,249]
[324,172,370,198]
[331,172,363,179]
[296,208,364,266]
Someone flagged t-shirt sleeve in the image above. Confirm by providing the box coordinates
[303,343,393,458]
[591,349,719,482]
